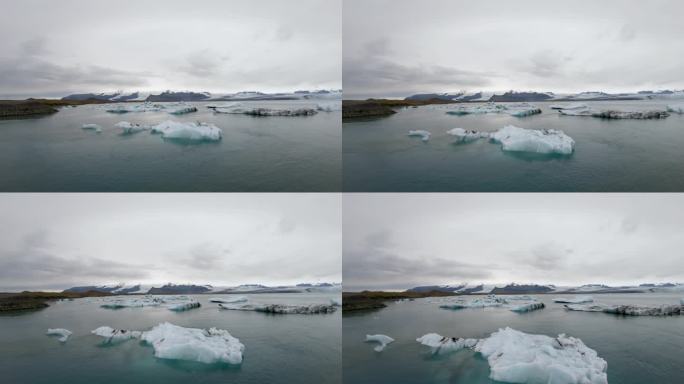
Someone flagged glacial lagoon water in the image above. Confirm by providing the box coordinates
[0,293,341,384]
[343,101,684,191]
[0,101,341,191]
[343,293,684,384]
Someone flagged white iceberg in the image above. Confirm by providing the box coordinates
[218,303,337,314]
[91,326,142,343]
[141,322,244,365]
[166,300,201,312]
[506,104,542,117]
[81,123,102,133]
[509,301,545,313]
[553,296,594,304]
[408,130,431,142]
[666,104,684,114]
[365,334,394,352]
[46,328,72,343]
[106,103,165,114]
[100,296,164,309]
[115,121,149,134]
[475,327,607,384]
[92,323,244,365]
[446,128,488,143]
[446,104,507,116]
[439,296,506,310]
[559,108,669,119]
[213,107,317,116]
[209,296,248,304]
[489,125,575,155]
[150,121,222,141]
[565,303,683,316]
[416,333,478,354]
[167,106,198,115]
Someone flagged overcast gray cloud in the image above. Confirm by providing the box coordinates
[0,194,340,291]
[343,0,684,98]
[0,0,341,98]
[343,194,684,290]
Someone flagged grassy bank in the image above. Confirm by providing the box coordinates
[0,99,108,118]
[0,291,113,313]
[342,98,457,119]
[342,290,456,313]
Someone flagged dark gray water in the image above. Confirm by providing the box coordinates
[0,293,341,384]
[343,101,684,192]
[0,101,340,191]
[343,293,684,384]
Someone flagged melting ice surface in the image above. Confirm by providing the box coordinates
[365,334,394,352]
[489,125,575,155]
[553,296,594,304]
[408,130,431,142]
[46,328,72,343]
[438,295,545,313]
[115,121,222,141]
[446,128,488,143]
[564,302,683,316]
[218,302,337,314]
[416,333,478,354]
[81,124,102,133]
[92,322,244,365]
[99,295,200,311]
[212,106,318,116]
[445,103,541,117]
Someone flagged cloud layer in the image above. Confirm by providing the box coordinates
[0,194,341,291]
[343,194,684,290]
[0,0,341,98]
[343,0,684,98]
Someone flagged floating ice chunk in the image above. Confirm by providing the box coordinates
[167,106,198,115]
[565,303,683,316]
[218,303,337,314]
[166,301,201,312]
[550,103,588,110]
[553,296,594,304]
[489,125,575,155]
[150,120,222,141]
[81,124,102,133]
[91,326,142,343]
[439,296,506,310]
[509,301,545,313]
[506,104,542,117]
[209,296,248,304]
[446,104,506,116]
[365,334,394,352]
[475,327,607,384]
[416,333,478,354]
[115,121,149,134]
[446,128,488,143]
[106,103,165,114]
[591,110,669,119]
[667,104,684,114]
[100,296,164,309]
[213,107,318,116]
[408,130,431,142]
[141,322,244,365]
[46,328,72,343]
[558,108,593,116]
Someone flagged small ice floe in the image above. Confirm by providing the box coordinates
[550,103,588,110]
[416,333,478,354]
[167,106,198,115]
[213,107,318,116]
[446,128,489,143]
[506,103,542,117]
[218,303,337,314]
[667,104,684,114]
[46,328,72,343]
[81,123,102,133]
[475,327,607,384]
[141,322,244,364]
[150,120,222,141]
[565,303,683,316]
[166,300,201,312]
[115,121,149,134]
[553,296,594,304]
[489,125,575,155]
[91,326,142,343]
[365,334,394,352]
[92,322,244,365]
[408,130,431,142]
[209,296,248,304]
[509,301,545,313]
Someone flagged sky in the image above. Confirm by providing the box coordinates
[0,0,341,99]
[343,0,684,98]
[0,194,341,291]
[343,194,684,291]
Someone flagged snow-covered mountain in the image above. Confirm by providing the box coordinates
[405,282,684,294]
[63,282,341,295]
[62,89,342,102]
[404,89,684,103]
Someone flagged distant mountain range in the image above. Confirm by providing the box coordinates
[404,89,684,103]
[63,282,341,295]
[62,89,342,102]
[405,282,684,295]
